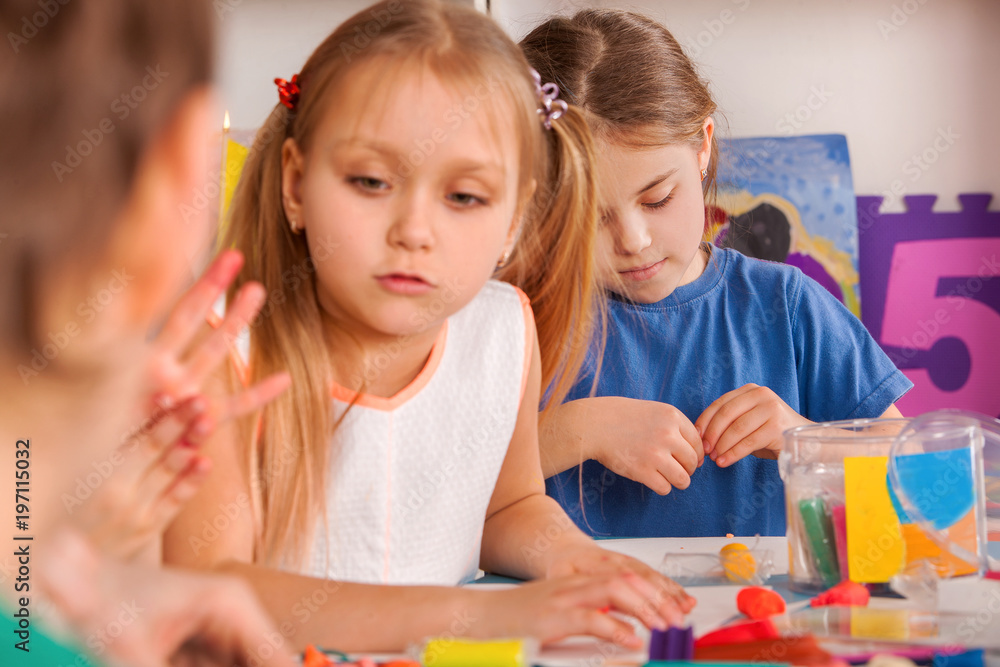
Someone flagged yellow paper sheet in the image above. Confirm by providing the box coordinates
[844,455,904,582]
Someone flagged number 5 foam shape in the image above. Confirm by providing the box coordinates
[880,236,1000,417]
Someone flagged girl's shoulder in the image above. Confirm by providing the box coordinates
[715,246,807,299]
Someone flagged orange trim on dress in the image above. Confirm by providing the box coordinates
[329,322,449,411]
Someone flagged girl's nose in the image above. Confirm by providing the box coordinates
[388,193,435,251]
[614,212,652,255]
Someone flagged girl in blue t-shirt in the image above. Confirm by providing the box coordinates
[521,10,912,537]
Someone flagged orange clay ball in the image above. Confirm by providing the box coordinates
[302,645,334,667]
[737,586,786,619]
[720,542,757,583]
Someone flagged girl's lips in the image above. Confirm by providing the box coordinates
[619,258,666,282]
[376,273,434,295]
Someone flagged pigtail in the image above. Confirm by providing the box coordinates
[498,104,604,416]
[223,104,333,568]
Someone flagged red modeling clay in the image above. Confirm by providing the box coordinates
[695,618,780,648]
[810,580,870,607]
[736,586,786,619]
[303,645,334,667]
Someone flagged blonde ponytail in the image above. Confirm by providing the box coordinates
[498,105,604,415]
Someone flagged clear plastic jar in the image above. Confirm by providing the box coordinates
[779,419,909,593]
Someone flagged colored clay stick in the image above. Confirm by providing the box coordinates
[648,626,693,661]
[831,504,850,581]
[798,497,841,587]
[421,638,533,667]
[844,456,905,583]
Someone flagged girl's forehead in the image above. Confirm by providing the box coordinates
[318,57,520,158]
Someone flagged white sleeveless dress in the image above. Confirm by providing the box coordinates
[300,280,532,585]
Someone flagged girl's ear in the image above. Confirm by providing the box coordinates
[698,116,715,173]
[281,138,306,232]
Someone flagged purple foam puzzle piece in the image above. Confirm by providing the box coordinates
[856,192,1000,416]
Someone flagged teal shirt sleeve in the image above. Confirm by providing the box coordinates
[1,602,103,667]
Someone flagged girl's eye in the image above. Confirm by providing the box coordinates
[351,176,389,192]
[447,192,486,207]
[642,194,673,210]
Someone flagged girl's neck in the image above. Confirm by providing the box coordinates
[321,315,444,399]
[679,242,711,288]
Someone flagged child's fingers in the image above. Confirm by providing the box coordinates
[183,282,266,386]
[584,572,669,632]
[676,419,703,474]
[633,467,675,496]
[139,395,209,454]
[149,456,212,531]
[567,608,641,648]
[218,372,292,423]
[655,455,692,491]
[138,441,202,506]
[155,250,244,355]
[696,384,758,453]
[556,573,666,633]
[111,397,208,502]
[622,568,694,624]
[714,421,774,468]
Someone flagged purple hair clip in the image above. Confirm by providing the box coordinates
[530,67,568,130]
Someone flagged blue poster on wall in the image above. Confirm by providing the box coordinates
[712,134,861,316]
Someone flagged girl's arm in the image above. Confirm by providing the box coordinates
[479,328,693,626]
[163,365,677,651]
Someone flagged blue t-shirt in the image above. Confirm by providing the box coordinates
[546,246,913,537]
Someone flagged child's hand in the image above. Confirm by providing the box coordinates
[696,383,812,467]
[576,397,704,495]
[38,528,296,667]
[546,544,694,628]
[75,394,214,560]
[480,572,688,648]
[77,250,290,560]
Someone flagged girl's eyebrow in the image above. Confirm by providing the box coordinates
[636,168,679,196]
[446,158,505,176]
[333,137,400,158]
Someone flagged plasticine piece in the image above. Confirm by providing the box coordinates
[810,580,870,607]
[934,649,986,667]
[645,663,787,667]
[695,619,780,648]
[720,543,757,583]
[830,505,849,581]
[695,635,832,665]
[798,497,841,588]
[736,586,786,619]
[649,626,694,661]
[844,456,904,583]
[302,645,334,667]
[422,638,533,667]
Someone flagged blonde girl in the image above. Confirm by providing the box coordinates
[165,0,692,652]
[523,10,911,537]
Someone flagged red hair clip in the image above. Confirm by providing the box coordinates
[274,74,301,111]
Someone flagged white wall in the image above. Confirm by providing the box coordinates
[217,0,999,211]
